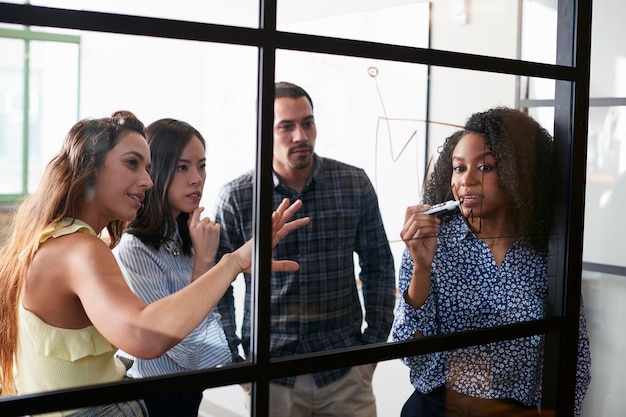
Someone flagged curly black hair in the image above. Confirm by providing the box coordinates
[423,107,554,252]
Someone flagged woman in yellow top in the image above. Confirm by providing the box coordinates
[0,111,308,416]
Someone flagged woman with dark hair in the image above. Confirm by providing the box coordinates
[0,112,308,416]
[392,107,591,417]
[113,118,230,417]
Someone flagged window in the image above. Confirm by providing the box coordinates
[0,25,79,201]
[0,1,592,416]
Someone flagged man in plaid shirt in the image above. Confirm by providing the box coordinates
[213,81,396,416]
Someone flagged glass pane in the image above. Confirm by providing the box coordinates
[27,40,79,194]
[276,49,431,271]
[583,106,626,267]
[523,76,556,102]
[222,52,563,360]
[0,23,26,30]
[581,269,625,416]
[583,0,626,267]
[262,360,412,416]
[31,0,260,28]
[0,38,24,195]
[201,385,249,417]
[589,0,626,98]
[225,51,432,362]
[278,0,562,64]
[521,0,558,65]
[278,1,430,48]
[264,355,561,416]
[581,3,626,414]
[397,342,562,414]
[76,32,258,208]
[1,33,258,399]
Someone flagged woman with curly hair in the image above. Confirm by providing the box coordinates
[392,107,591,417]
[0,111,308,416]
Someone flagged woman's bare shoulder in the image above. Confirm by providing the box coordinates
[25,232,117,326]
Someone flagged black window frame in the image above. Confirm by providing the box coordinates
[0,1,591,416]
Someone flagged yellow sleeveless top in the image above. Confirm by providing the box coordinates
[15,219,126,416]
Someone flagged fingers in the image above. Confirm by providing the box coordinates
[271,199,309,246]
[271,198,302,225]
[188,207,219,229]
[400,212,439,243]
[189,207,204,227]
[282,198,303,218]
[271,260,300,273]
[272,218,309,247]
[404,204,430,223]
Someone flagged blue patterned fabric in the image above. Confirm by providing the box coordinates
[392,214,591,415]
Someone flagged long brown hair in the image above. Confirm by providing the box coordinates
[0,111,145,395]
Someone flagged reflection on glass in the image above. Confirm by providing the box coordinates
[393,341,564,416]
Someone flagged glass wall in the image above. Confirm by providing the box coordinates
[579,0,626,415]
[0,1,594,416]
[0,29,79,198]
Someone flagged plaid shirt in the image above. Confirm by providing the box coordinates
[213,154,396,388]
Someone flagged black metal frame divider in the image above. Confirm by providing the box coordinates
[0,1,592,415]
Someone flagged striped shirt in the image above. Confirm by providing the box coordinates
[213,154,396,388]
[392,214,591,415]
[113,232,231,377]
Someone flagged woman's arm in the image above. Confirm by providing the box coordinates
[73,198,309,359]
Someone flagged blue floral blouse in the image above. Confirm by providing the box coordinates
[392,214,591,415]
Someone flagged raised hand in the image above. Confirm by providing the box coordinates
[271,198,308,247]
[400,204,440,270]
[188,207,220,276]
[270,199,310,271]
[233,199,310,274]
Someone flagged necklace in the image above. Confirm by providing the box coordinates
[163,241,181,256]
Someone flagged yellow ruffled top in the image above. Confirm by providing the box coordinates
[15,218,126,416]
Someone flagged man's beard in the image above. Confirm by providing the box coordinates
[289,154,312,170]
[288,145,313,170]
